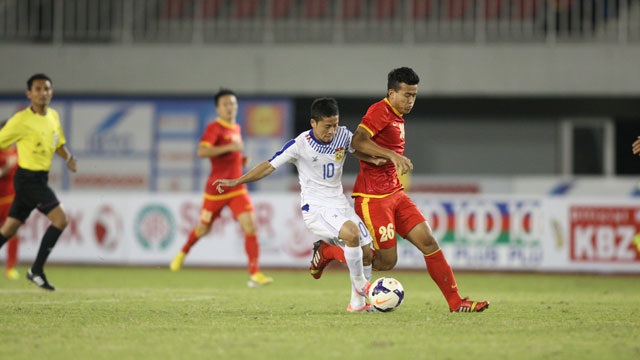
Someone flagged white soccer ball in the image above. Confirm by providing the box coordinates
[368,277,405,312]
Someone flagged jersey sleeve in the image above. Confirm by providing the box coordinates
[359,102,390,137]
[53,110,66,148]
[0,114,24,149]
[199,123,219,147]
[343,127,356,153]
[268,138,298,169]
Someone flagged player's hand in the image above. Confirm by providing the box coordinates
[633,136,640,155]
[368,156,388,166]
[212,179,235,193]
[229,134,244,152]
[66,156,78,173]
[390,153,413,176]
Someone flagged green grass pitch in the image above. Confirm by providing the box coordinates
[0,266,638,360]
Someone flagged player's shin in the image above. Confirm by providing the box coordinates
[424,249,463,309]
[344,245,367,294]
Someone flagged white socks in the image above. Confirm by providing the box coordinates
[344,245,368,309]
[363,264,372,282]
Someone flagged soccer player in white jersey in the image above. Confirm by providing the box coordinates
[214,97,386,312]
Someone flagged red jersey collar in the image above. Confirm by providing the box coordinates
[215,117,236,129]
[383,98,403,117]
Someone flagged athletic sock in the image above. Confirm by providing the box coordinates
[349,287,367,309]
[6,238,18,269]
[344,245,367,292]
[245,234,260,275]
[324,244,346,263]
[31,226,63,274]
[181,229,200,254]
[363,264,372,282]
[424,249,462,310]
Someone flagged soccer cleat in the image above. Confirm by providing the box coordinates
[169,251,186,272]
[347,303,376,313]
[5,268,19,280]
[26,269,55,291]
[248,271,273,288]
[450,297,490,313]
[309,240,333,279]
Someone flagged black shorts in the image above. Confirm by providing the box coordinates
[9,167,60,223]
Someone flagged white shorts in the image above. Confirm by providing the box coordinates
[302,204,372,248]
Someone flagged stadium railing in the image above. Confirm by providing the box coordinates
[0,0,638,44]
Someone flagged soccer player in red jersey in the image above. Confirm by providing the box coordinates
[0,141,19,280]
[170,88,273,287]
[350,67,489,312]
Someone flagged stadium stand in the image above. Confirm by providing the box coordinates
[0,0,637,44]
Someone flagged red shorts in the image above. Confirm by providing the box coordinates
[354,191,425,250]
[200,189,254,225]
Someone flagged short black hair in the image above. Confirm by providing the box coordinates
[214,88,237,106]
[27,73,52,90]
[387,67,420,91]
[310,97,339,122]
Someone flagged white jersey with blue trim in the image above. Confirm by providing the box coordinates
[269,126,353,207]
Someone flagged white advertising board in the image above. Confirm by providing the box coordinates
[1,193,638,274]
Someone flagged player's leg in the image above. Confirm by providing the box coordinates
[170,222,211,271]
[397,193,489,312]
[338,220,368,292]
[309,239,346,279]
[0,202,18,279]
[23,203,67,291]
[304,206,373,312]
[5,237,19,280]
[233,194,272,287]
[353,195,399,271]
[170,197,219,271]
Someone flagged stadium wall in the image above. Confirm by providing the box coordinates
[0,45,639,95]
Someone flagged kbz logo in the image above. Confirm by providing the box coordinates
[570,206,640,262]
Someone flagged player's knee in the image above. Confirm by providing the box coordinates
[339,221,360,247]
[241,222,256,235]
[196,224,211,238]
[373,256,397,271]
[51,214,68,229]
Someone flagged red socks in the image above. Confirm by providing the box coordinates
[245,234,260,275]
[324,244,346,263]
[6,238,17,269]
[181,229,199,254]
[424,249,462,310]
[181,229,261,275]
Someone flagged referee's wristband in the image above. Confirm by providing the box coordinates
[67,155,76,163]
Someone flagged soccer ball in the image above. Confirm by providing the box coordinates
[368,277,405,312]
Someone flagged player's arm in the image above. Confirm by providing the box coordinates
[633,136,640,155]
[213,161,276,193]
[0,150,16,178]
[351,126,413,175]
[55,145,77,173]
[350,149,388,166]
[197,134,243,158]
[0,117,22,149]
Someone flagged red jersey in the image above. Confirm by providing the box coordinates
[201,118,246,195]
[353,98,405,198]
[0,146,17,199]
